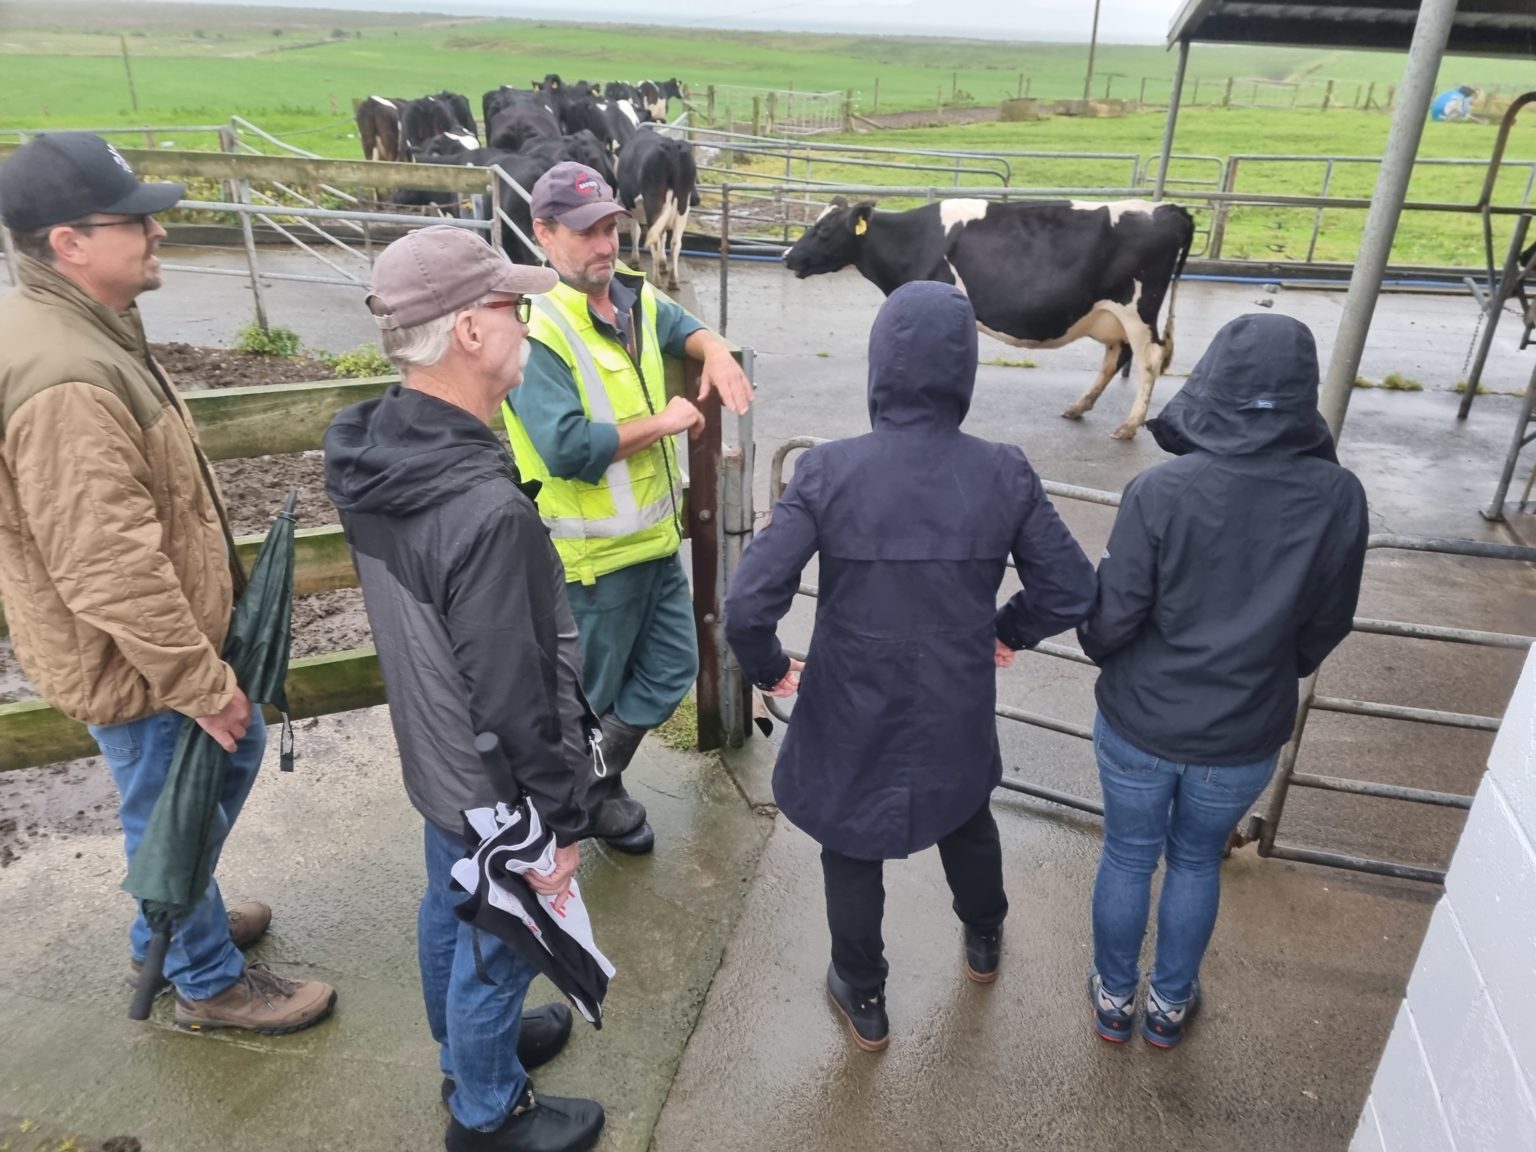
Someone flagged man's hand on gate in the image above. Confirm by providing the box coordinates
[763,658,804,699]
[660,394,707,440]
[528,841,581,916]
[197,685,252,753]
[698,346,753,416]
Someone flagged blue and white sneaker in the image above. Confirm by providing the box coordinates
[1087,968,1135,1044]
[1142,979,1201,1049]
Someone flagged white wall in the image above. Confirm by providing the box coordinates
[1352,645,1536,1152]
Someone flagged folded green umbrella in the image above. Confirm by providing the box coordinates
[125,491,298,1019]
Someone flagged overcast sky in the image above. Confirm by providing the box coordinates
[150,0,1185,43]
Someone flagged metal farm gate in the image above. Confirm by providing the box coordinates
[763,436,1536,886]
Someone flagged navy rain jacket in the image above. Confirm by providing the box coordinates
[725,281,1097,859]
[1078,313,1369,765]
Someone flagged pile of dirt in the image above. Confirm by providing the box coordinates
[152,341,335,390]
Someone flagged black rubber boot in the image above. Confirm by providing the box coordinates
[444,1082,604,1152]
[585,715,654,854]
[825,963,889,1052]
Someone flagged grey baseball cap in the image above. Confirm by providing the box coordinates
[530,162,630,230]
[366,225,558,330]
[0,132,184,232]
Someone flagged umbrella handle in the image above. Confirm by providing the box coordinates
[128,926,173,1021]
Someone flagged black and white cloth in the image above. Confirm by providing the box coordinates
[451,799,616,1026]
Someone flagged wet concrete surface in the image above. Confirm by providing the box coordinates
[0,709,770,1152]
[2,249,1533,1151]
[655,806,1439,1152]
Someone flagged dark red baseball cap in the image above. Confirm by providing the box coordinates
[530,162,630,230]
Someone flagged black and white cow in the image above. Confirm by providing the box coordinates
[637,78,684,121]
[604,81,639,103]
[617,129,697,290]
[486,90,562,152]
[356,95,409,161]
[782,197,1195,439]
[520,130,619,191]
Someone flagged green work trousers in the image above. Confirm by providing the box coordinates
[566,553,698,730]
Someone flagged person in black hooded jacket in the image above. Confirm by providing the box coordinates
[726,280,1097,1052]
[324,226,605,1152]
[1077,312,1367,1050]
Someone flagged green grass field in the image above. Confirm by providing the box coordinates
[2,1,1532,268]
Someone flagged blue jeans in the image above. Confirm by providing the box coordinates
[419,821,538,1132]
[1090,714,1278,1005]
[89,708,266,1001]
[566,553,699,729]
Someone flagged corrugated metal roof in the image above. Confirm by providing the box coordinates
[1167,0,1536,57]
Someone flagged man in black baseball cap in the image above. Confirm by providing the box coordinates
[0,134,339,1035]
[0,131,184,306]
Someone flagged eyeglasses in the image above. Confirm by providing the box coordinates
[70,215,152,235]
[481,297,532,323]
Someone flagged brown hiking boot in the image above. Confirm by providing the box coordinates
[127,900,274,990]
[175,962,336,1035]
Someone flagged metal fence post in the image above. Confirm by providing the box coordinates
[688,359,726,751]
[720,353,755,747]
[1306,160,1336,263]
[233,179,271,331]
[718,185,730,337]
[1208,158,1238,258]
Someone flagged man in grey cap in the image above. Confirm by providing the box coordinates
[504,161,752,856]
[0,132,337,1033]
[324,224,605,1152]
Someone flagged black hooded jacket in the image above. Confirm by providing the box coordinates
[1078,314,1368,765]
[726,281,1096,858]
[324,385,590,843]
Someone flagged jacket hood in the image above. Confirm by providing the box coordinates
[1147,313,1337,462]
[867,280,977,431]
[324,384,517,516]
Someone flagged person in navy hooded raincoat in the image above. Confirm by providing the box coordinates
[725,281,1097,1051]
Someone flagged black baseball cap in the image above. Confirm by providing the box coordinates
[530,162,630,231]
[0,132,185,232]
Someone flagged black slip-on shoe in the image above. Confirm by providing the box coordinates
[963,926,1001,984]
[444,1083,604,1152]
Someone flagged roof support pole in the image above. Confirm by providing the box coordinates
[1318,0,1459,440]
[1153,38,1189,200]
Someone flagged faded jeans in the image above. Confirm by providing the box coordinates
[1090,713,1278,1005]
[419,820,538,1132]
[89,708,266,1001]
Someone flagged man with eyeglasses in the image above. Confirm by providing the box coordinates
[325,225,605,1152]
[506,162,752,856]
[0,132,338,1031]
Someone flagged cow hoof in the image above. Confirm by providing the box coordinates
[1110,424,1139,441]
[1060,408,1086,421]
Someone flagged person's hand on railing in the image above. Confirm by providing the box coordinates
[763,658,804,698]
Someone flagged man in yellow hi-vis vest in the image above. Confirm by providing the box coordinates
[506,162,751,854]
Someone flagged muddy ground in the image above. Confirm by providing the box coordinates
[0,345,371,868]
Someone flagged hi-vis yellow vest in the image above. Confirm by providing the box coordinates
[504,275,683,586]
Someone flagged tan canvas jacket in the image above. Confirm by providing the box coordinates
[0,255,239,726]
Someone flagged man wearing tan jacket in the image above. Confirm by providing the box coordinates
[0,133,334,1034]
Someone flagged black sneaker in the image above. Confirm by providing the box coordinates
[1142,979,1201,1049]
[440,1004,576,1109]
[825,963,889,1052]
[444,1083,604,1152]
[963,926,1001,983]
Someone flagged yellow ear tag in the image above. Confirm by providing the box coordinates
[855,217,868,236]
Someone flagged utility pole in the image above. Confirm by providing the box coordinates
[119,35,140,114]
[1083,0,1102,101]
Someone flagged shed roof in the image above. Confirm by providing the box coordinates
[1167,0,1536,58]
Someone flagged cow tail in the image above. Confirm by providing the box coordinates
[1161,212,1195,375]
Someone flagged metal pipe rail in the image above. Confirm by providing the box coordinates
[763,436,1536,886]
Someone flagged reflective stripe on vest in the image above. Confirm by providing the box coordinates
[531,298,680,541]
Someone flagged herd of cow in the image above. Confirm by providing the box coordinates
[354,76,695,288]
[353,79,1200,439]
